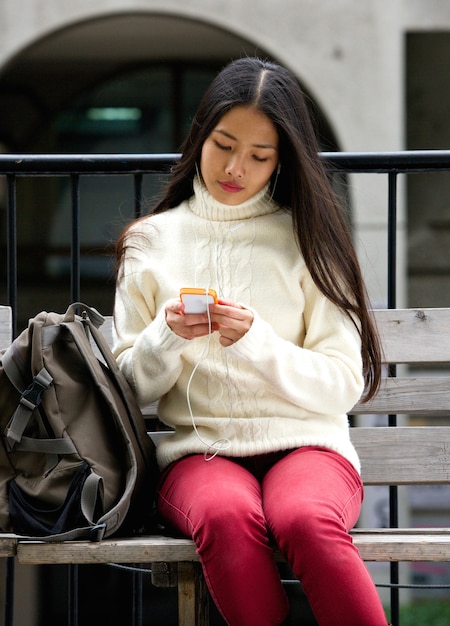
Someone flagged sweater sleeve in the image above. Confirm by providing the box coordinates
[113,267,190,407]
[226,279,364,416]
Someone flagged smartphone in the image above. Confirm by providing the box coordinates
[180,288,218,314]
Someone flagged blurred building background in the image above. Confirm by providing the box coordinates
[0,1,449,624]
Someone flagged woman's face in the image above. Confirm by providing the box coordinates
[200,105,279,206]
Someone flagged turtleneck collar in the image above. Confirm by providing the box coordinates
[189,176,280,223]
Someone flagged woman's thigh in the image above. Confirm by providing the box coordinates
[157,454,266,538]
[262,446,363,538]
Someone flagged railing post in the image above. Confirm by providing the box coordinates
[131,567,143,626]
[68,564,79,626]
[6,174,17,337]
[134,173,143,218]
[4,557,15,626]
[70,174,81,303]
[387,171,398,311]
[387,170,400,626]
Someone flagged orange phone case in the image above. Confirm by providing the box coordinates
[180,288,218,313]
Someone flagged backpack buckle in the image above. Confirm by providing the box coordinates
[20,369,53,409]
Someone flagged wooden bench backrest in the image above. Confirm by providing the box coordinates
[1,306,449,488]
[0,306,12,351]
[354,308,450,415]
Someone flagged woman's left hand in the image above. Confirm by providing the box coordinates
[209,300,254,347]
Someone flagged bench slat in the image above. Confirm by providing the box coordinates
[4,307,450,368]
[353,376,450,414]
[98,308,450,365]
[17,530,450,564]
[351,427,450,484]
[375,308,450,364]
[354,532,450,562]
[0,305,12,351]
[0,535,17,557]
[17,536,199,564]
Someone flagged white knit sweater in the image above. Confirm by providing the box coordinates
[113,178,364,471]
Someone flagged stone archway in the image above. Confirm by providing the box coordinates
[0,13,270,151]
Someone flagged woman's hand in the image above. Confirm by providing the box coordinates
[165,298,218,340]
[209,300,254,347]
[165,298,253,345]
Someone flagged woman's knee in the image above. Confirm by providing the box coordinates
[199,482,268,544]
[272,501,323,534]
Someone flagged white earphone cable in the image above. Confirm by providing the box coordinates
[186,289,231,461]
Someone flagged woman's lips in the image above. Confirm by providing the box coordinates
[218,181,243,193]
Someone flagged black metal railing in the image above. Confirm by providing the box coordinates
[1,150,450,626]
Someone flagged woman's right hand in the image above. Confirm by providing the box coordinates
[165,298,218,340]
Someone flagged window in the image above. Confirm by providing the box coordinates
[47,64,220,281]
[54,64,220,153]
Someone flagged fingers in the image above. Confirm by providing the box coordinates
[209,302,254,346]
[164,298,253,345]
[165,299,218,339]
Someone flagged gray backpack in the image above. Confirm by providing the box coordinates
[0,303,158,540]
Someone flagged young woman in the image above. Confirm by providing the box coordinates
[113,57,388,626]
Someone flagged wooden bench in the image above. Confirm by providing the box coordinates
[2,305,450,625]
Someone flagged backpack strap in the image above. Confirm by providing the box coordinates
[81,472,104,524]
[63,302,105,328]
[2,363,77,456]
[2,334,78,479]
[11,522,107,542]
[2,343,47,395]
[3,365,53,442]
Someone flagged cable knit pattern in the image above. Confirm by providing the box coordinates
[113,178,364,472]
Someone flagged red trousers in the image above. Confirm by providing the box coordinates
[157,447,388,626]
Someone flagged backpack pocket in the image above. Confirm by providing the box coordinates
[8,461,93,536]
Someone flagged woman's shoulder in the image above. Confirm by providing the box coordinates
[126,202,188,235]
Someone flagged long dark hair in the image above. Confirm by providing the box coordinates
[116,57,381,400]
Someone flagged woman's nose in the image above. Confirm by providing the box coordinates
[225,156,245,178]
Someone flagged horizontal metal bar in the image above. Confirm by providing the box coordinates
[0,150,449,175]
[0,154,179,175]
[322,150,450,172]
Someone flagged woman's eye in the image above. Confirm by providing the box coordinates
[214,140,231,151]
[212,139,268,162]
